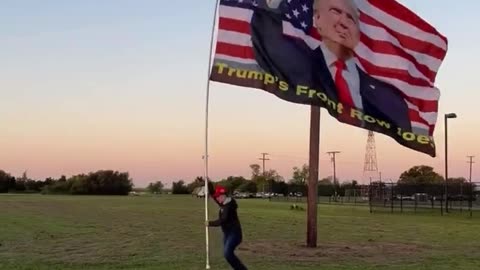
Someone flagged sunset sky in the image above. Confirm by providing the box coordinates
[1,0,478,187]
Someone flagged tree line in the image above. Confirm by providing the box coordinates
[149,163,360,196]
[0,170,133,195]
[1,164,470,197]
[148,164,473,197]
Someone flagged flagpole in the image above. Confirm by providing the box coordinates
[204,0,220,269]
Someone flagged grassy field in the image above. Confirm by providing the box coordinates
[0,195,479,270]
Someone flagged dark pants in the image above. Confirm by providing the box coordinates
[223,231,247,270]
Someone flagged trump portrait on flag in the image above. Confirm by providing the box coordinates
[210,0,448,156]
[253,0,411,130]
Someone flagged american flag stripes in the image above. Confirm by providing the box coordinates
[210,0,448,156]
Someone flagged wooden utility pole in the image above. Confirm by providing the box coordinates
[259,153,270,192]
[468,156,475,217]
[259,153,270,176]
[468,156,475,184]
[307,106,320,248]
[327,151,341,197]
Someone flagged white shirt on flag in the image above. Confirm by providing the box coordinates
[319,43,363,110]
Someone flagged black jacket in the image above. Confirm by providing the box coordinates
[209,198,242,236]
[206,181,242,236]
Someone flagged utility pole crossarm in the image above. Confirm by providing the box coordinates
[259,153,270,176]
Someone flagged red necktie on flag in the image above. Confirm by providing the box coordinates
[334,60,357,125]
[334,60,355,108]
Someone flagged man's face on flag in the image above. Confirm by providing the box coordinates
[313,0,360,51]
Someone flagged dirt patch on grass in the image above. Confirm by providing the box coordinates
[238,240,428,264]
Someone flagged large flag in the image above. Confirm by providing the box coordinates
[209,0,448,157]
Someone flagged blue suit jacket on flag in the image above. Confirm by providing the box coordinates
[250,7,412,132]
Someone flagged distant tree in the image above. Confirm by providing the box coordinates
[172,180,189,194]
[14,172,45,192]
[318,177,333,185]
[43,170,133,195]
[237,181,257,193]
[69,175,89,195]
[12,171,28,192]
[398,165,444,185]
[216,176,248,193]
[44,177,55,186]
[21,171,28,181]
[261,169,284,193]
[248,164,267,191]
[250,164,261,178]
[253,175,266,192]
[285,165,308,195]
[272,181,288,195]
[445,177,471,196]
[266,169,284,182]
[147,181,164,194]
[0,170,15,193]
[448,177,468,184]
[15,180,26,192]
[316,177,339,196]
[25,179,41,192]
[84,170,133,195]
[230,176,249,191]
[291,164,309,185]
[43,180,71,194]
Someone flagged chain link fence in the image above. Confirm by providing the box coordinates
[270,182,480,216]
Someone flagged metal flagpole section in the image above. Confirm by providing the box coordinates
[204,0,220,269]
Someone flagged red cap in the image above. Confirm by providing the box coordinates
[213,186,226,198]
